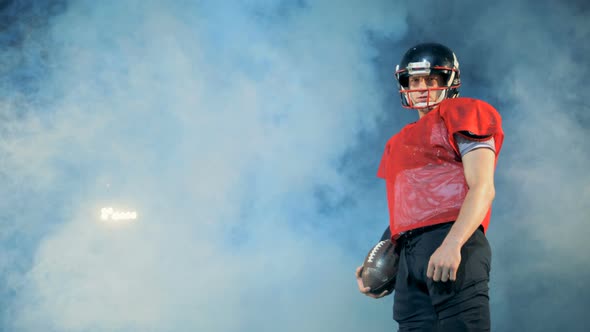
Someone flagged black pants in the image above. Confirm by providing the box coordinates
[393,222,491,332]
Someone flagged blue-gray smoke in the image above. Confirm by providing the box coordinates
[1,0,404,331]
[1,0,588,331]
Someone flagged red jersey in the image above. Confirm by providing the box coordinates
[377,97,504,238]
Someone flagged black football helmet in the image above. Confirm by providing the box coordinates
[395,43,461,109]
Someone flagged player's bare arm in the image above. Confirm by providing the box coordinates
[427,147,496,282]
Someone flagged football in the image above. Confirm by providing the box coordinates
[361,239,399,294]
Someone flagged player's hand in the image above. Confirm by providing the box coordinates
[426,242,461,282]
[355,266,390,298]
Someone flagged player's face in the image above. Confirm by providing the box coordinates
[407,74,445,104]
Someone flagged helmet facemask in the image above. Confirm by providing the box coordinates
[400,84,450,109]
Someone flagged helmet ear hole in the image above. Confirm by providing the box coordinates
[398,75,409,88]
[438,72,452,86]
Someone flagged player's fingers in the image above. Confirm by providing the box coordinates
[440,266,450,282]
[357,284,371,294]
[377,290,390,298]
[355,272,371,294]
[356,277,367,291]
[426,260,435,279]
[427,259,439,281]
[371,290,389,298]
[432,265,442,282]
[450,266,458,281]
[360,287,372,295]
[366,289,388,299]
[355,266,363,279]
[358,282,371,293]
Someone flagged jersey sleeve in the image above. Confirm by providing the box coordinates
[454,134,496,156]
[439,98,504,157]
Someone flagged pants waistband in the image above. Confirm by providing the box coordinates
[398,222,454,242]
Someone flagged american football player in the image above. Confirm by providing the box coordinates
[356,42,504,331]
